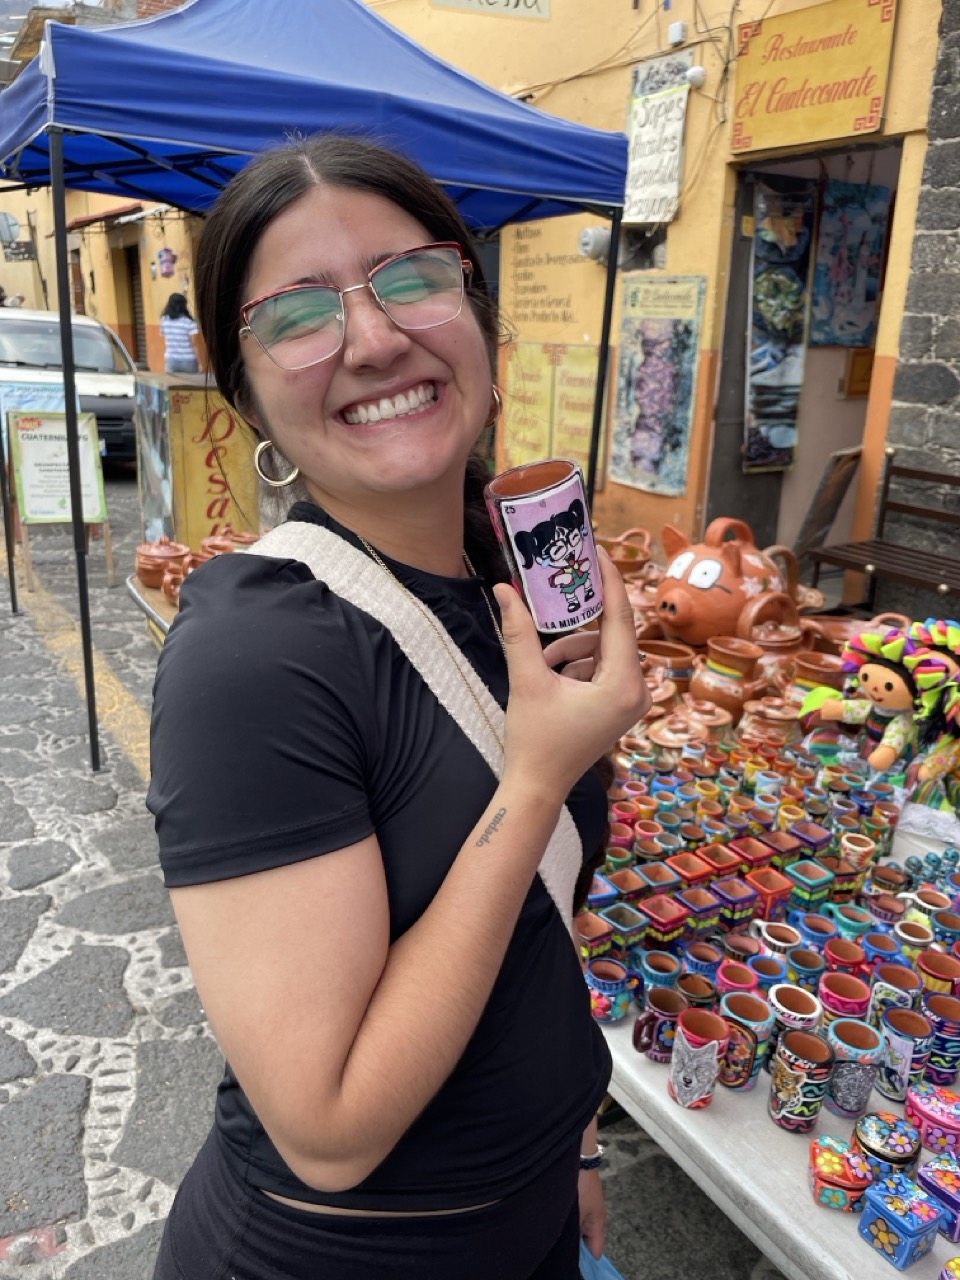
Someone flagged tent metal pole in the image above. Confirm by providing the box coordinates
[586,206,621,509]
[0,411,17,613]
[51,127,101,772]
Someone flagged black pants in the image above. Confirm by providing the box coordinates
[152,1131,581,1280]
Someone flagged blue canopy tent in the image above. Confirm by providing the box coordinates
[0,0,628,768]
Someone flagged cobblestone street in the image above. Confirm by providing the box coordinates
[0,470,786,1280]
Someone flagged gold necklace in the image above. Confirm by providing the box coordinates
[461,549,507,662]
[355,535,505,750]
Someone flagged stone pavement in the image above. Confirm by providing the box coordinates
[0,469,788,1280]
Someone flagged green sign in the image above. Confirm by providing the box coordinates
[9,410,108,524]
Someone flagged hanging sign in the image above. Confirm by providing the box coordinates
[2,240,36,262]
[9,410,107,523]
[624,52,692,225]
[732,0,897,153]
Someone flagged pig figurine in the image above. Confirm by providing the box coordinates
[655,517,800,649]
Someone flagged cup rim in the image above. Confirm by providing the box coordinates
[679,1007,729,1041]
[486,458,576,498]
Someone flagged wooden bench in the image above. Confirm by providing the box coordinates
[809,446,960,608]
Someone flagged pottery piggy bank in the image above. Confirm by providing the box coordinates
[655,517,800,649]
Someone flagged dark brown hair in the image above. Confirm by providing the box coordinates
[194,132,506,578]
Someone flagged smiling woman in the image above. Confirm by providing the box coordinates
[145,134,649,1280]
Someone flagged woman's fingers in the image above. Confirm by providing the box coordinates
[541,631,600,669]
[558,658,596,682]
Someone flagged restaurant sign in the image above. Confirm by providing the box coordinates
[430,0,549,16]
[732,0,897,153]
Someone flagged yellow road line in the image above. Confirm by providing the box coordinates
[0,550,151,783]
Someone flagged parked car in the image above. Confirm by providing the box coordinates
[0,308,137,460]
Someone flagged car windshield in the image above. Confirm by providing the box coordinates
[0,317,132,374]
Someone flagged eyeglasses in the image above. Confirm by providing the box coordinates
[239,242,473,371]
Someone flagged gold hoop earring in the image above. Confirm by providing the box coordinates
[485,385,503,428]
[254,439,300,488]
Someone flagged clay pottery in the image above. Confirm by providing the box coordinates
[677,694,734,743]
[135,553,166,590]
[736,592,824,687]
[646,669,680,717]
[226,527,259,550]
[161,563,183,606]
[200,534,237,557]
[739,696,803,747]
[645,714,711,772]
[596,526,653,577]
[689,637,766,724]
[135,534,189,585]
[641,639,698,696]
[775,649,846,707]
[806,611,911,657]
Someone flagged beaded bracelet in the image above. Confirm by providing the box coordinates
[579,1143,604,1171]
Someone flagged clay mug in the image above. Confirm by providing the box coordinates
[747,953,788,995]
[898,887,953,927]
[820,902,874,942]
[818,971,871,1029]
[917,949,960,998]
[633,818,665,843]
[824,1018,883,1120]
[785,946,826,995]
[868,862,908,897]
[633,986,689,1063]
[893,919,938,963]
[861,931,906,971]
[777,803,806,834]
[718,991,776,1090]
[867,962,923,1030]
[637,950,682,997]
[932,910,960,953]
[608,822,635,851]
[748,919,803,958]
[676,972,719,1011]
[768,1029,835,1134]
[865,891,907,928]
[786,910,838,953]
[823,937,869,980]
[715,960,760,998]
[585,958,637,1023]
[667,1008,730,1109]
[921,991,960,1087]
[610,800,642,828]
[876,1007,934,1103]
[684,941,723,980]
[765,982,823,1071]
[723,931,762,964]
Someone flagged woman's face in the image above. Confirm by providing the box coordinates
[239,185,492,510]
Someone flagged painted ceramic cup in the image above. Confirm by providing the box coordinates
[865,891,907,928]
[824,1018,883,1119]
[765,982,823,1072]
[818,972,871,1030]
[861,931,906,971]
[676,972,718,1011]
[823,937,869,980]
[747,953,788,995]
[894,919,938,963]
[637,949,682,997]
[839,831,876,871]
[715,960,760,998]
[633,986,689,1063]
[922,992,960,1087]
[667,1008,729,1110]
[718,991,775,1090]
[898,887,953,927]
[684,941,724,979]
[723,931,762,964]
[786,910,838,953]
[485,460,602,633]
[821,902,874,942]
[868,962,924,1031]
[918,949,960,998]
[768,1029,835,1134]
[747,919,803,958]
[585,958,637,1023]
[933,910,960,953]
[785,946,826,995]
[876,1007,935,1103]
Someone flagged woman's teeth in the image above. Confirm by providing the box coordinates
[343,382,437,425]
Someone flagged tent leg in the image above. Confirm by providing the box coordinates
[586,207,621,510]
[0,402,18,613]
[51,128,101,772]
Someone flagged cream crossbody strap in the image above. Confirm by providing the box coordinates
[246,522,583,932]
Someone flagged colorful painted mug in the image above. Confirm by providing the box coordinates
[824,1018,883,1120]
[861,931,906,970]
[768,1029,835,1134]
[684,941,724,980]
[715,960,760,997]
[668,1008,729,1109]
[785,946,826,995]
[922,992,960,1087]
[894,918,937,963]
[746,953,788,995]
[823,937,869,980]
[676,972,719,1011]
[633,986,689,1063]
[637,949,682,996]
[876,1007,934,1103]
[748,919,803,958]
[918,949,960,998]
[932,910,960,953]
[818,971,871,1029]
[585,958,637,1023]
[718,991,775,1091]
[820,902,874,942]
[868,962,924,1031]
[786,910,838,952]
[765,982,823,1072]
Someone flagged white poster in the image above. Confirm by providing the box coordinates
[624,52,693,226]
[10,411,107,523]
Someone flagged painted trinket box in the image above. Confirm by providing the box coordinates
[675,886,722,942]
[784,859,835,912]
[906,1082,960,1155]
[758,830,804,873]
[596,902,647,964]
[858,1173,947,1270]
[605,867,646,905]
[664,851,713,891]
[744,866,794,923]
[917,1153,960,1242]
[808,1134,874,1212]
[711,876,759,931]
[637,894,690,954]
[587,873,620,913]
[727,835,773,876]
[852,1112,923,1181]
[634,861,683,899]
[789,819,832,859]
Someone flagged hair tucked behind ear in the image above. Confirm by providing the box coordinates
[463,451,510,585]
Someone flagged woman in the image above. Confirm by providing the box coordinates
[147,134,647,1280]
[159,291,199,373]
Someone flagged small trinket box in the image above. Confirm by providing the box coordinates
[637,894,690,955]
[587,873,619,913]
[785,859,835,912]
[596,902,647,964]
[675,886,722,942]
[917,1153,960,1242]
[744,866,794,923]
[852,1112,923,1181]
[711,876,759,931]
[906,1082,960,1154]
[634,860,683,899]
[727,836,772,876]
[859,1172,947,1270]
[698,842,742,882]
[758,830,804,873]
[808,1134,874,1212]
[789,819,832,858]
[605,867,646,905]
[664,851,713,891]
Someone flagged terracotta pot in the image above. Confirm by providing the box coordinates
[647,671,680,716]
[689,636,767,724]
[737,592,823,688]
[678,693,734,742]
[806,611,912,657]
[161,564,183,606]
[596,526,652,577]
[641,639,698,696]
[135,553,166,590]
[646,713,711,771]
[775,649,846,706]
[200,534,237,557]
[739,696,803,746]
[135,534,189,585]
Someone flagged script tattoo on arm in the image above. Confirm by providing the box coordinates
[476,807,507,847]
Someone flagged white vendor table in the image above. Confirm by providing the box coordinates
[601,829,958,1280]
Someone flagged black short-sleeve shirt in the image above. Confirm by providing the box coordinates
[147,503,611,1211]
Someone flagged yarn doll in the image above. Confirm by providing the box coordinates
[907,619,960,807]
[808,629,953,774]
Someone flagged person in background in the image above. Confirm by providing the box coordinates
[159,291,199,373]
[146,133,648,1280]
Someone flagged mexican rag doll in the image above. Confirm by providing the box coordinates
[907,619,960,809]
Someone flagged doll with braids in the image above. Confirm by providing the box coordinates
[906,619,960,805]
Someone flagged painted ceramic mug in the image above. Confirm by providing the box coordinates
[668,1008,729,1109]
[824,1018,883,1120]
[917,949,960,998]
[637,949,682,997]
[715,960,760,998]
[485,459,602,633]
[818,971,871,1029]
[633,986,689,1063]
[821,902,874,942]
[894,919,938,963]
[765,982,823,1072]
[684,941,724,980]
[585,958,636,1023]
[768,1029,835,1134]
[676,972,719,1011]
[784,946,826,995]
[786,910,838,953]
[746,953,788,995]
[823,937,869,980]
[718,991,775,1090]
[922,992,960,1087]
[868,962,924,1031]
[932,910,960,953]
[876,1007,934,1103]
[747,919,803,958]
[861,931,906,971]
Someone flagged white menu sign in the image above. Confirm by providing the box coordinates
[624,52,693,225]
[10,410,107,523]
